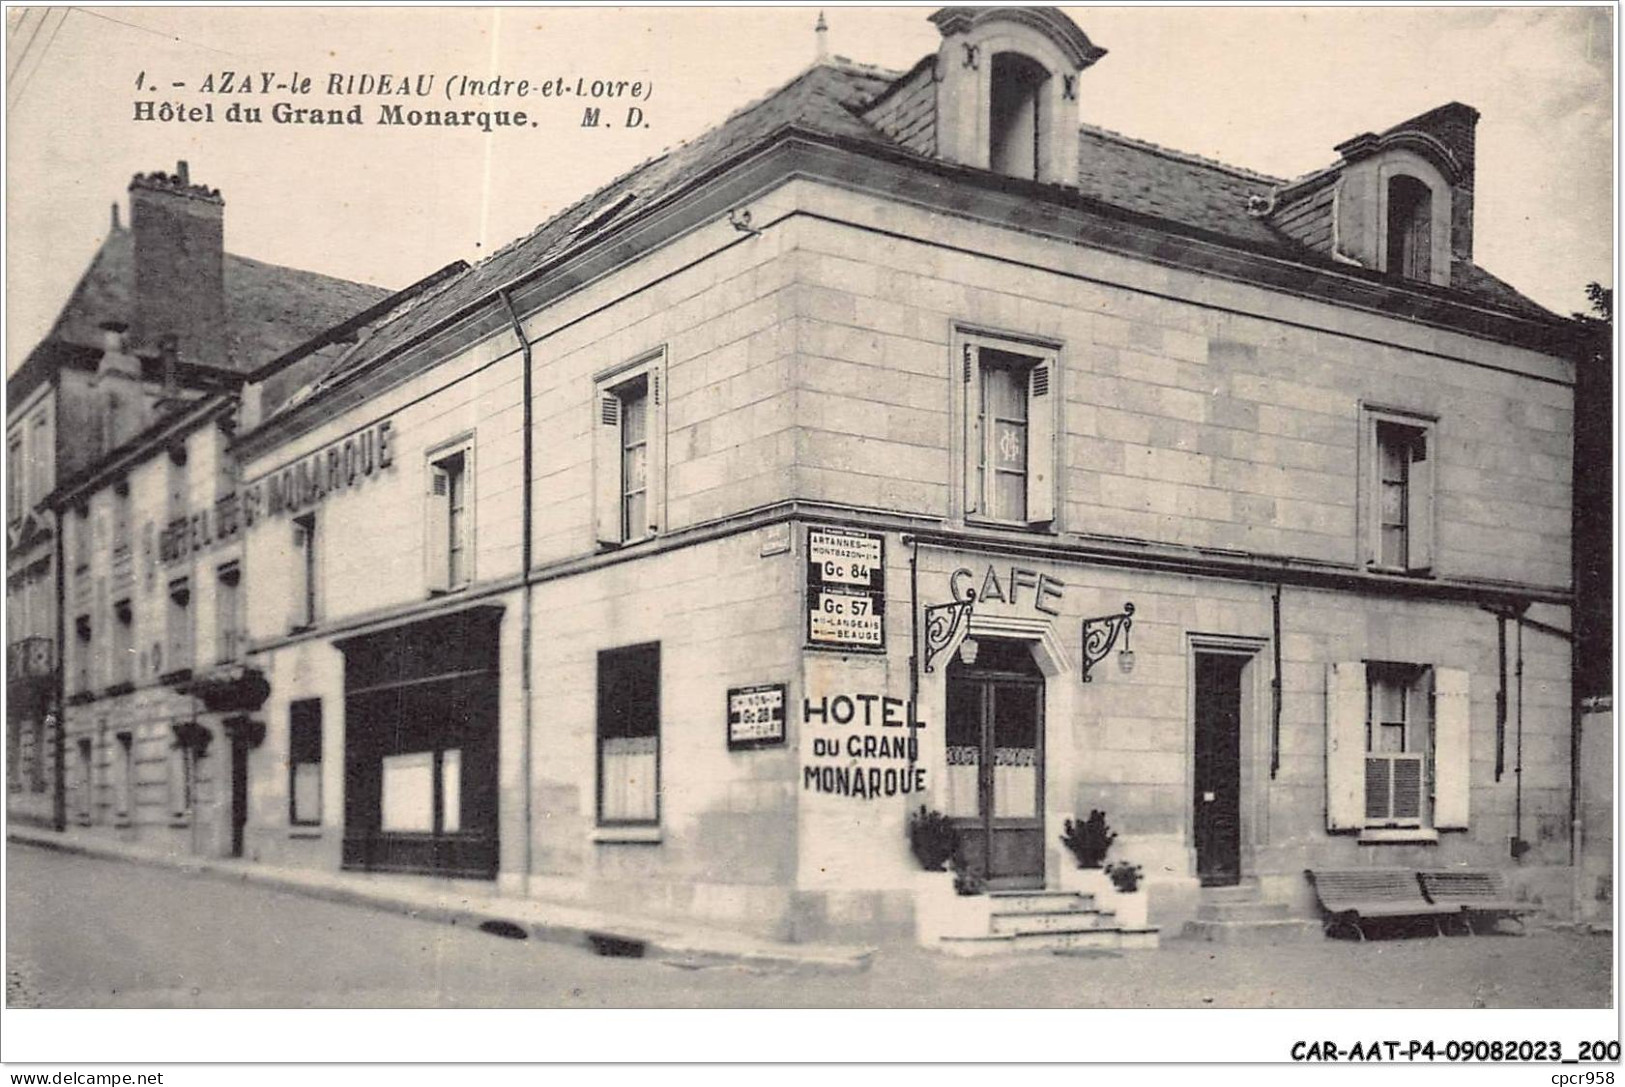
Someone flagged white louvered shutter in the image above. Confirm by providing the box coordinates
[1406,430,1435,572]
[425,463,450,594]
[1432,667,1471,829]
[962,344,981,517]
[1026,359,1055,524]
[594,391,624,546]
[646,368,665,535]
[1325,661,1367,831]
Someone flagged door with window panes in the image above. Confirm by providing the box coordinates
[944,638,1045,887]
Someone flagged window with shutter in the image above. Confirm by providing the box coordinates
[1361,662,1433,828]
[424,445,472,595]
[291,514,317,630]
[959,334,1060,528]
[1361,407,1436,574]
[593,351,666,548]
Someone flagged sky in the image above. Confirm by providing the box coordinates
[4,5,1614,372]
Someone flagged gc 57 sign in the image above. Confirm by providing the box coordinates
[806,526,885,652]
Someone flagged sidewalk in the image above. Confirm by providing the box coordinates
[6,824,875,975]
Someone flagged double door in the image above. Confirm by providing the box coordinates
[944,641,1045,888]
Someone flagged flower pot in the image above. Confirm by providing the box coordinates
[914,870,990,946]
[1059,864,1114,906]
[1109,888,1149,929]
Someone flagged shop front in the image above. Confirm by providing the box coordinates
[334,605,502,879]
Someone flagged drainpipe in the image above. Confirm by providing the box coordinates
[1270,583,1282,779]
[1513,614,1525,860]
[907,536,919,773]
[52,508,66,832]
[498,289,535,892]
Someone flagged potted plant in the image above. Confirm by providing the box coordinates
[1057,809,1116,901]
[1105,860,1148,928]
[907,808,987,945]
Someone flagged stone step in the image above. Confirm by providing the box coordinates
[1196,900,1293,922]
[1182,917,1322,945]
[1200,880,1264,902]
[940,925,1162,957]
[985,890,1097,914]
[990,908,1114,935]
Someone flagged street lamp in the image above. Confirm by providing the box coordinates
[1081,602,1134,683]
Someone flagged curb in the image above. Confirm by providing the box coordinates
[9,831,875,975]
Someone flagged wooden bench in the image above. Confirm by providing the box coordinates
[1304,868,1459,940]
[1419,870,1535,935]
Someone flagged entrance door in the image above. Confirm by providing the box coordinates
[229,735,249,858]
[1193,653,1245,886]
[945,638,1044,888]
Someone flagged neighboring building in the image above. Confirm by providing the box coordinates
[35,9,1590,946]
[6,163,389,830]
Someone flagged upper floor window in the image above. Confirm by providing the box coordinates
[1362,406,1435,574]
[1386,175,1433,281]
[425,442,473,594]
[74,614,92,694]
[112,482,132,558]
[961,334,1057,527]
[593,351,666,548]
[31,413,48,502]
[74,506,91,573]
[7,432,23,522]
[989,52,1049,181]
[166,577,192,677]
[290,513,318,631]
[216,561,241,664]
[112,598,133,688]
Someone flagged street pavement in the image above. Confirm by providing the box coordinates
[5,843,1612,1008]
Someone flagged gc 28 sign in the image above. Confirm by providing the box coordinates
[727,683,786,750]
[806,527,885,651]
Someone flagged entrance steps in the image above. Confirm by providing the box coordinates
[1183,881,1319,945]
[935,889,1160,957]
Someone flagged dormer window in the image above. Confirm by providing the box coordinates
[1386,175,1432,281]
[989,53,1049,181]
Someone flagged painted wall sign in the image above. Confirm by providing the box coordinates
[801,692,927,799]
[158,493,242,566]
[951,564,1065,616]
[239,418,396,528]
[806,527,885,651]
[727,683,786,750]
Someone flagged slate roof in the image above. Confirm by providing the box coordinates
[276,55,1558,413]
[27,226,391,377]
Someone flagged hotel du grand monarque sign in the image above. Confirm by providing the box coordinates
[160,419,396,565]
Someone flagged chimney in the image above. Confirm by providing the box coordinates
[128,160,227,370]
[1402,102,1478,264]
[815,11,828,62]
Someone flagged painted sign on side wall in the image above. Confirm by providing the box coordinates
[806,527,885,651]
[801,691,927,799]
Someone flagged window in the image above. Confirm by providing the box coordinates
[112,481,132,567]
[76,738,94,824]
[593,353,666,547]
[289,699,322,826]
[111,598,133,687]
[166,577,192,677]
[31,412,49,506]
[1325,661,1470,835]
[167,446,187,520]
[1362,407,1435,573]
[114,731,134,821]
[216,562,241,663]
[169,741,194,818]
[989,52,1050,180]
[7,431,23,521]
[1386,175,1432,281]
[596,643,660,826]
[425,444,473,594]
[961,335,1058,526]
[291,513,317,630]
[74,507,90,573]
[1364,663,1431,826]
[74,614,92,694]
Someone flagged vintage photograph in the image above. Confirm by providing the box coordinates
[2,0,1614,1047]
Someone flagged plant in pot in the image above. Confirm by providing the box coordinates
[1058,809,1117,901]
[1105,860,1148,928]
[907,808,987,945]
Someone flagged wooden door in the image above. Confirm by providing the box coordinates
[1194,653,1245,886]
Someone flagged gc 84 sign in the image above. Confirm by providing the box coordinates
[806,527,885,651]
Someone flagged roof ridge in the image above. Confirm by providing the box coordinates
[475,60,885,274]
[1078,121,1283,186]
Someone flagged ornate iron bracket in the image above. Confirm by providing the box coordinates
[962,42,980,70]
[1081,602,1134,683]
[1063,74,1078,101]
[923,590,976,673]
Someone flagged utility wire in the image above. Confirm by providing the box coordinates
[9,7,68,109]
[6,8,47,87]
[70,6,242,57]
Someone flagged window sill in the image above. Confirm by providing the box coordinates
[1358,827,1439,845]
[1364,563,1435,579]
[591,825,662,845]
[965,516,1056,534]
[288,827,324,840]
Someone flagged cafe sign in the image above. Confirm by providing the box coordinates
[806,526,885,652]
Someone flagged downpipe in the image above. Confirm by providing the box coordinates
[498,288,535,892]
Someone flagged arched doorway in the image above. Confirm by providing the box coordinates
[943,636,1045,887]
